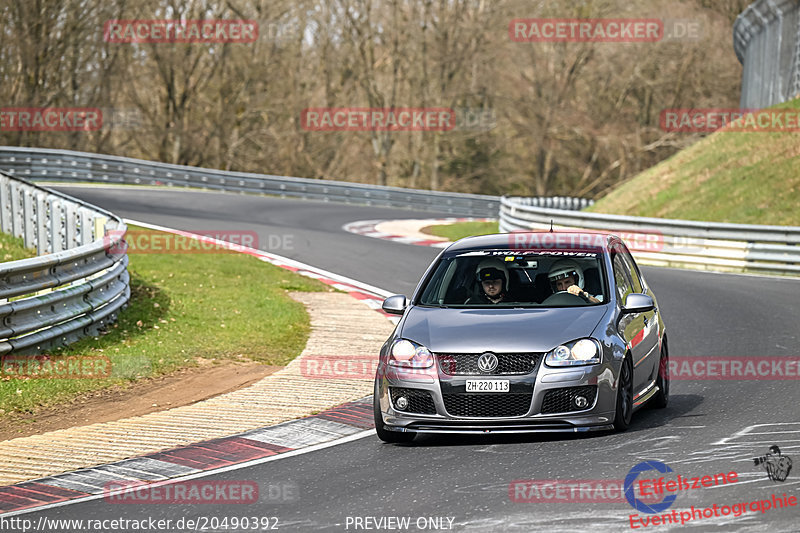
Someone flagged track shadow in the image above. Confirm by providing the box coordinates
[387,393,706,447]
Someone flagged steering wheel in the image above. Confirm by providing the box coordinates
[542,291,585,305]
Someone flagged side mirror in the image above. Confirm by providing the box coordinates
[382,294,408,315]
[621,293,654,314]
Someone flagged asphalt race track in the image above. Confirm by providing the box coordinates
[20,186,800,532]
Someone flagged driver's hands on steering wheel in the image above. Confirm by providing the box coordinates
[565,284,600,303]
[566,285,584,297]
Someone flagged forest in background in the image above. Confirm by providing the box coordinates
[0,0,751,198]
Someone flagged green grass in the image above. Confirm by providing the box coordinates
[0,225,329,416]
[0,232,37,262]
[422,220,499,241]
[587,98,800,226]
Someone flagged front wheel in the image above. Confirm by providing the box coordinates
[373,382,415,443]
[650,343,669,409]
[613,355,634,431]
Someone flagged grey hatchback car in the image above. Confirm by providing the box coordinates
[373,232,668,443]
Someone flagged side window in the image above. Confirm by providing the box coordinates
[612,253,633,303]
[619,251,643,293]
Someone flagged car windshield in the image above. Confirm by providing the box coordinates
[417,250,608,308]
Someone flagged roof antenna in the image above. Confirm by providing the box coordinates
[549,219,554,233]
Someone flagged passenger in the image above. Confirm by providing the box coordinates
[547,259,602,303]
[466,259,512,304]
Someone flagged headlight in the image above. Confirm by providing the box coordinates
[389,339,434,368]
[545,339,601,367]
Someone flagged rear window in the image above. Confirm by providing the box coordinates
[417,250,608,308]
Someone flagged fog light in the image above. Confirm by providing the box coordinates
[574,396,588,409]
[396,396,409,410]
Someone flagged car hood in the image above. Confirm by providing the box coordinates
[400,306,608,353]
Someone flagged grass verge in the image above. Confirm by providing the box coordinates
[0,232,37,262]
[422,220,499,241]
[0,225,329,417]
[588,98,800,225]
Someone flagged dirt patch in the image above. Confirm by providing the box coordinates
[0,361,281,441]
[419,225,435,236]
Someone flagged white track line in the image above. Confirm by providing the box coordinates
[2,430,375,517]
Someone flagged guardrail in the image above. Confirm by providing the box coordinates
[734,0,800,109]
[0,146,590,217]
[0,171,129,355]
[500,196,800,276]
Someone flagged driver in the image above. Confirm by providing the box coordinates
[466,259,512,304]
[547,259,602,304]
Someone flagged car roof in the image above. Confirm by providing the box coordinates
[445,232,620,253]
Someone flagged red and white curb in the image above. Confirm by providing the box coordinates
[0,220,399,516]
[0,399,374,515]
[343,218,492,248]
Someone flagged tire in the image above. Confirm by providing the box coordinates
[373,382,415,443]
[650,342,669,409]
[613,354,634,431]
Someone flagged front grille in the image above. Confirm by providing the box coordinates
[390,388,436,415]
[437,353,540,375]
[443,393,532,417]
[540,386,597,414]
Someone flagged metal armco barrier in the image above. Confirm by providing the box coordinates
[734,0,800,109]
[0,146,590,217]
[0,171,129,355]
[500,196,800,276]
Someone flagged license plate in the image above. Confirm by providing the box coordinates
[466,379,510,392]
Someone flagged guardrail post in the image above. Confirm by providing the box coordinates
[23,187,35,249]
[80,208,94,245]
[11,183,23,239]
[65,203,78,248]
[36,193,48,254]
[50,198,65,252]
[0,176,10,234]
[94,216,108,243]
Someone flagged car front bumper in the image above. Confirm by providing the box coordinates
[375,359,619,434]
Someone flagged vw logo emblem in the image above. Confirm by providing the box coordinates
[477,352,499,373]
